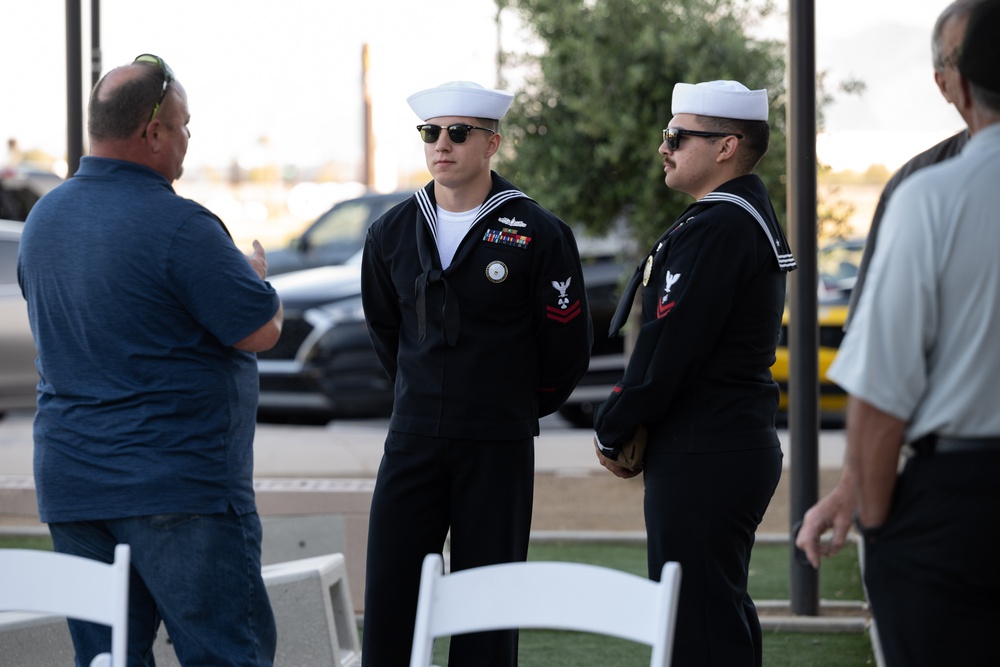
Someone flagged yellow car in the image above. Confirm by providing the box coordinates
[771,302,849,423]
[771,238,865,424]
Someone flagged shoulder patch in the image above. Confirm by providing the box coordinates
[546,276,582,324]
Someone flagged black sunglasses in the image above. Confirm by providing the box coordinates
[662,127,743,151]
[416,123,496,144]
[134,54,176,126]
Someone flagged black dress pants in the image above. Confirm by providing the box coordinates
[862,450,1000,667]
[361,430,534,667]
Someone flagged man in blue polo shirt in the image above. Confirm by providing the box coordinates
[18,55,283,666]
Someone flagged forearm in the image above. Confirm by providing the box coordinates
[844,396,906,527]
[234,303,283,352]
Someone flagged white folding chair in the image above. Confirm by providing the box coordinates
[409,553,681,667]
[0,543,130,667]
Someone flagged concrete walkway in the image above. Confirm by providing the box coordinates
[1,411,869,642]
[0,411,848,478]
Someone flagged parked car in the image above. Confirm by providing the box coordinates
[771,301,850,424]
[555,254,627,427]
[257,257,392,423]
[0,219,38,417]
[257,221,629,425]
[0,165,61,221]
[265,190,415,276]
[771,238,866,425]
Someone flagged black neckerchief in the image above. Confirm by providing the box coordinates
[412,173,532,346]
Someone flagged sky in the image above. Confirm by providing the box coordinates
[0,0,967,188]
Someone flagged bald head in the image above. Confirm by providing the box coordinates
[89,64,167,142]
[88,57,191,182]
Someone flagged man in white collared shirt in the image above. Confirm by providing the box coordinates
[799,3,1000,664]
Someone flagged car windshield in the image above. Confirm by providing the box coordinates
[818,239,865,296]
[304,199,383,262]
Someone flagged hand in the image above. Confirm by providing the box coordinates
[794,480,856,569]
[594,437,642,479]
[246,240,268,280]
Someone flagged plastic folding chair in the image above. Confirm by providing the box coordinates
[0,543,130,667]
[409,553,681,667]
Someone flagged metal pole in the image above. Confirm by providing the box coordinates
[787,0,820,616]
[91,0,101,90]
[66,0,84,177]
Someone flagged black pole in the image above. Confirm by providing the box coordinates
[65,0,84,177]
[91,0,101,90]
[787,0,820,616]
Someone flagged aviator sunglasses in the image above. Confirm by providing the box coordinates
[417,123,496,144]
[134,54,176,127]
[662,127,743,151]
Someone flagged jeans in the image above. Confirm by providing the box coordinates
[49,509,277,667]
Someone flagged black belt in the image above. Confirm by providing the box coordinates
[911,434,1000,456]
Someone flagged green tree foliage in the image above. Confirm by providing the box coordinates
[816,186,856,242]
[496,0,786,251]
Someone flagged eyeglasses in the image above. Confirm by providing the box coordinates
[416,123,496,144]
[662,127,743,151]
[133,54,175,126]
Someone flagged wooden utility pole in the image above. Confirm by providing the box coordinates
[362,43,375,188]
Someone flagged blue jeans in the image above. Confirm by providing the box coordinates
[49,510,276,667]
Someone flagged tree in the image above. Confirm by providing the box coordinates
[496,0,786,251]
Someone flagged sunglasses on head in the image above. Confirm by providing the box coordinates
[416,123,496,144]
[662,127,743,151]
[133,54,176,126]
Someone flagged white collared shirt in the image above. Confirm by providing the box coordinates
[828,123,1000,441]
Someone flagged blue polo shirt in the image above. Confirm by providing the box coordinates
[18,157,280,522]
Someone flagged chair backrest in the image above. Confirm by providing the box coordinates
[0,543,130,667]
[409,553,681,667]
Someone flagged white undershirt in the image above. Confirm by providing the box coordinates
[436,205,480,268]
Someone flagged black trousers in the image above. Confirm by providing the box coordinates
[644,442,782,667]
[361,430,534,667]
[862,450,1000,667]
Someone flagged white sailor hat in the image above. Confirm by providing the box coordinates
[671,80,769,121]
[407,81,514,121]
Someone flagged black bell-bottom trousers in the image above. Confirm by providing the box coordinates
[644,442,782,667]
[361,430,534,667]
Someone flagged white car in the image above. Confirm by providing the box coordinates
[0,219,38,417]
[0,166,62,221]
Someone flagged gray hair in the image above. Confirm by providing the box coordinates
[931,0,985,69]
